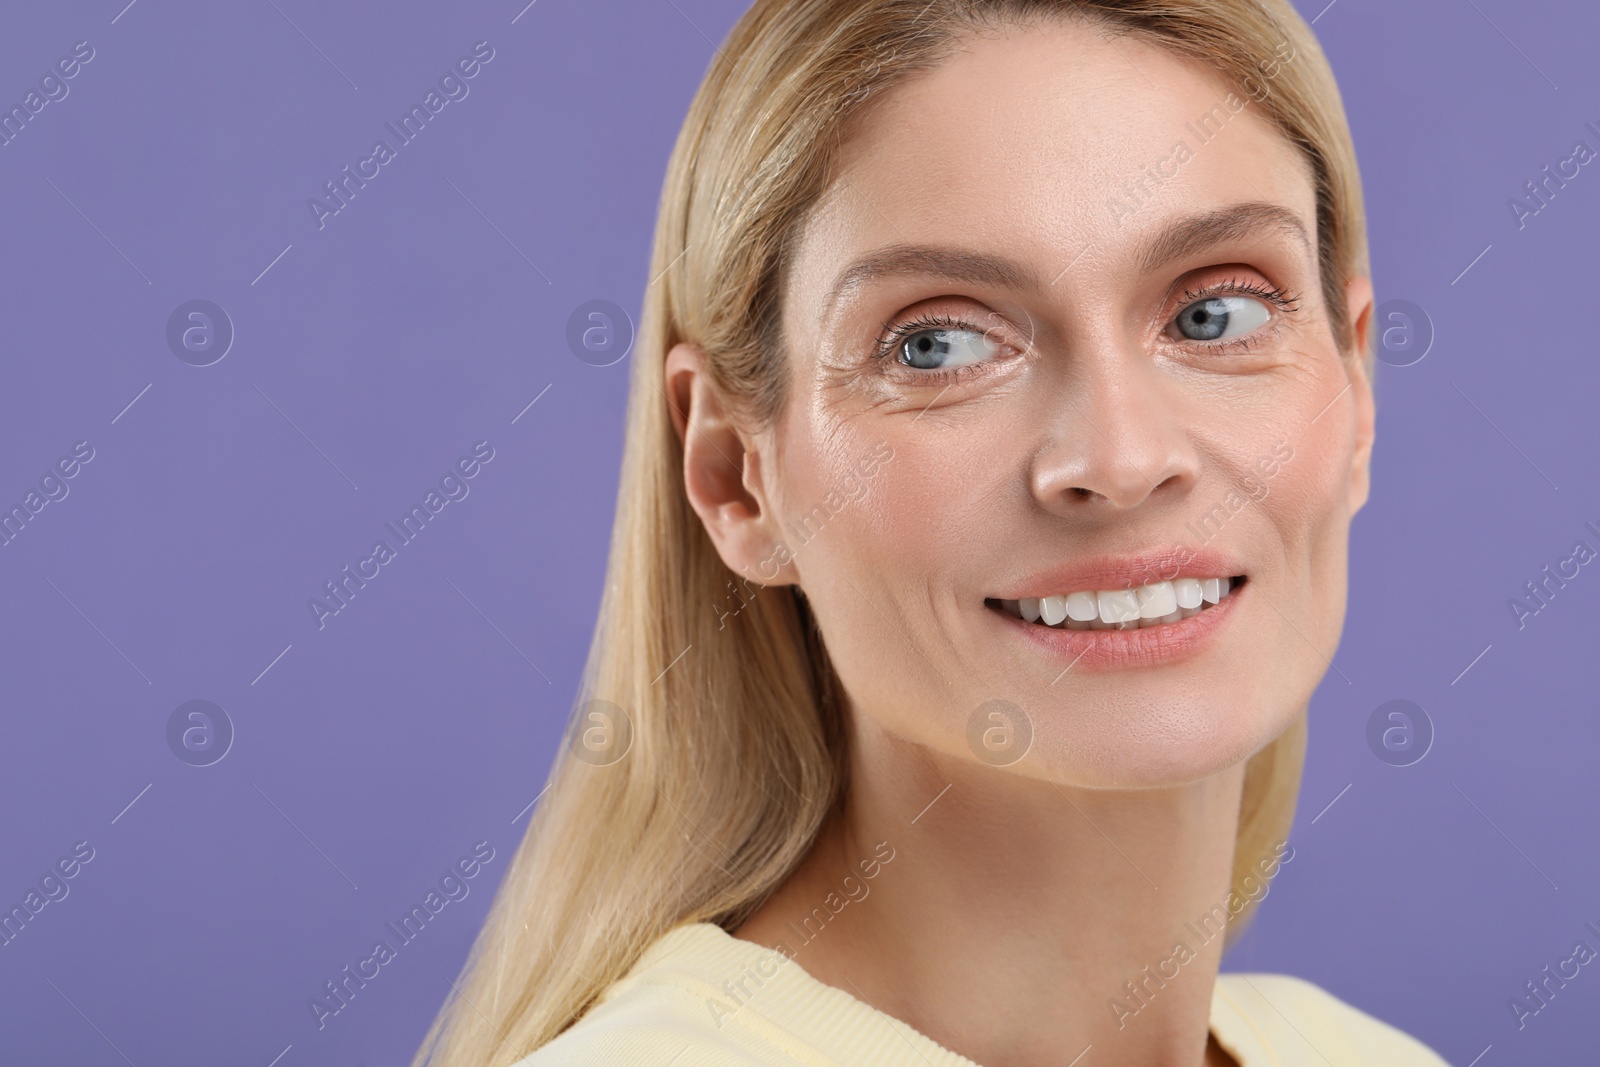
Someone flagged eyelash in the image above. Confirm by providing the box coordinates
[872,277,1302,385]
[871,312,996,385]
[1171,277,1301,353]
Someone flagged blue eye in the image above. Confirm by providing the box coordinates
[900,327,996,370]
[1173,295,1273,342]
[880,314,1001,371]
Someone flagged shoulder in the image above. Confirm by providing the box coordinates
[506,923,819,1067]
[507,978,777,1067]
[1212,972,1449,1066]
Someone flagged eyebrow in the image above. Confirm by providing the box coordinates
[1134,201,1312,276]
[818,201,1313,321]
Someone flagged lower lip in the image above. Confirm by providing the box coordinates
[989,582,1245,672]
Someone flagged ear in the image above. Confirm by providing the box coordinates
[664,342,797,587]
[1342,275,1376,515]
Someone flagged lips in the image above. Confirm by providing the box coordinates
[985,546,1247,669]
[990,547,1244,601]
[988,575,1241,631]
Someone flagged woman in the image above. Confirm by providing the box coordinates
[416,1,1449,1064]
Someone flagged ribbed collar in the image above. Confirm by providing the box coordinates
[600,921,1265,1066]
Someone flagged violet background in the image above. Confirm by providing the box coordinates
[0,0,1594,1064]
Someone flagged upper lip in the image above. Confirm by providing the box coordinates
[992,546,1246,599]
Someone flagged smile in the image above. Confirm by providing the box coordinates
[986,576,1246,631]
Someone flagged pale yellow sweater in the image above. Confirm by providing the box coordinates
[513,922,1449,1066]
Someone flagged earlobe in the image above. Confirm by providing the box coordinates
[663,342,796,586]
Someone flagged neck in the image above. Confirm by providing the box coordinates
[735,714,1249,1067]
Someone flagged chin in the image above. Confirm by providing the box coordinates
[1009,688,1297,790]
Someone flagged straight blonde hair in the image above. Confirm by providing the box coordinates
[414,2,1370,1062]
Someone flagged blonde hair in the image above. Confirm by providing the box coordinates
[414,1,1369,1062]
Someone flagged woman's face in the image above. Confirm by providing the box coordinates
[736,17,1374,787]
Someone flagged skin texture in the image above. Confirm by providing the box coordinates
[666,16,1375,1067]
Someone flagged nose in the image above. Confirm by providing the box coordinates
[1030,351,1202,514]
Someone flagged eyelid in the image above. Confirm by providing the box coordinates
[1174,275,1300,314]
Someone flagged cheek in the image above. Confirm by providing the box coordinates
[1225,355,1359,563]
[775,436,980,731]
[804,427,1006,572]
[1258,406,1355,570]
[1246,412,1356,686]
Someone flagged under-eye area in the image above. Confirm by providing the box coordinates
[986,575,1247,630]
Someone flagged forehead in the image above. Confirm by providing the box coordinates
[785,17,1316,328]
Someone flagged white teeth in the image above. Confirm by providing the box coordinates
[1097,589,1141,624]
[1140,608,1184,629]
[1066,590,1099,622]
[1136,581,1177,619]
[1039,595,1068,626]
[994,576,1241,629]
